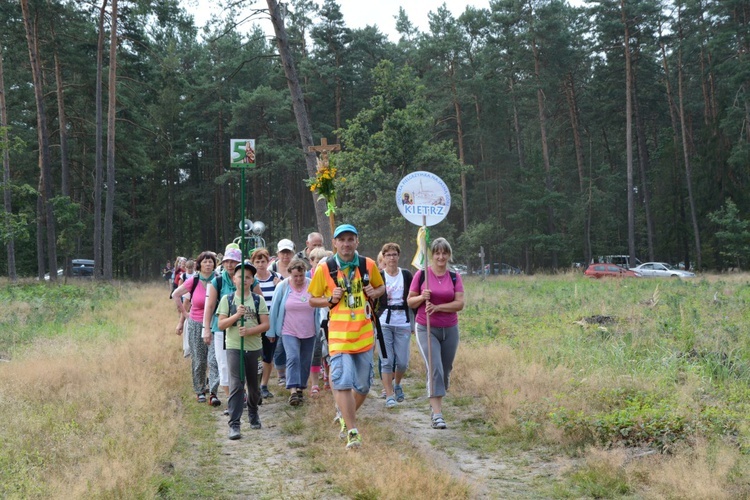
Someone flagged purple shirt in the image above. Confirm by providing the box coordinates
[409,268,464,328]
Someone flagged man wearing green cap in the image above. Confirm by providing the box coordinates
[309,224,385,449]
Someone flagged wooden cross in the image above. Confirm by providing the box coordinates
[308,138,340,169]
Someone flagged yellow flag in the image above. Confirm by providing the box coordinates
[411,226,427,270]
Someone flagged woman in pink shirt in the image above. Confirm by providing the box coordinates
[172,251,220,405]
[407,238,464,429]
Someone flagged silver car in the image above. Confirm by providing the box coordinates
[631,262,696,278]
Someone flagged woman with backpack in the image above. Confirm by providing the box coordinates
[176,259,196,358]
[173,251,221,406]
[378,242,414,409]
[407,238,464,429]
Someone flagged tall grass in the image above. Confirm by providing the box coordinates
[457,274,750,496]
[0,282,186,498]
[4,275,750,497]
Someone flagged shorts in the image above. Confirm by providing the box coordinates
[329,348,374,395]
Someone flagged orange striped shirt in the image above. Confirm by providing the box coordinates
[308,257,383,355]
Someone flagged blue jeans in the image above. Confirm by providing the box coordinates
[283,335,316,389]
[274,334,286,372]
[330,348,374,395]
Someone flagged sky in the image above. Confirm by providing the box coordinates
[184,0,490,41]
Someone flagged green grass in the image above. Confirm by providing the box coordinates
[462,274,750,452]
[0,281,120,358]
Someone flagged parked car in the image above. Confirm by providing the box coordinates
[43,269,64,280]
[630,262,696,278]
[452,264,468,275]
[592,255,642,268]
[584,263,641,279]
[483,263,522,275]
[71,259,95,277]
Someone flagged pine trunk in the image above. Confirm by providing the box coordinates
[51,22,70,198]
[103,0,117,280]
[622,0,636,269]
[21,0,58,280]
[531,32,557,269]
[267,0,331,244]
[450,66,468,232]
[677,14,702,269]
[632,79,655,261]
[0,48,16,280]
[94,0,107,278]
[564,72,591,264]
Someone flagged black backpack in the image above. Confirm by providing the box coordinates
[325,255,388,357]
[378,268,413,324]
[412,269,457,316]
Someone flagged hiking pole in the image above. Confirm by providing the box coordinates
[422,216,432,399]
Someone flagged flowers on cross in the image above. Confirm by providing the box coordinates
[305,159,345,216]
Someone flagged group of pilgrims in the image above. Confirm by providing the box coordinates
[168,224,464,449]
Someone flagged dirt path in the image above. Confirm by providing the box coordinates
[208,381,565,499]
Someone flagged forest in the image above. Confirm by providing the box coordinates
[1,0,748,279]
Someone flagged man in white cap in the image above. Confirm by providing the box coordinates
[308,223,384,449]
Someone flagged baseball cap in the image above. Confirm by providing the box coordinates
[277,238,295,253]
[234,260,257,276]
[333,224,358,238]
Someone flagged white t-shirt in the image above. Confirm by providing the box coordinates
[379,268,408,326]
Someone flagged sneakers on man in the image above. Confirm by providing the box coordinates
[261,386,274,399]
[228,426,241,440]
[334,411,347,439]
[209,393,221,407]
[394,384,405,402]
[346,429,362,449]
[196,393,207,404]
[249,413,262,429]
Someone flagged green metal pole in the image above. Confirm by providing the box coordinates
[239,166,245,383]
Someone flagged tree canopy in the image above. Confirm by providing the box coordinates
[1,0,749,278]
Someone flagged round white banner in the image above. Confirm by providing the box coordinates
[395,171,451,226]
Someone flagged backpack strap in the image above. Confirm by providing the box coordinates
[327,257,339,285]
[327,254,370,286]
[417,269,456,288]
[190,275,200,297]
[223,292,261,348]
[227,293,261,324]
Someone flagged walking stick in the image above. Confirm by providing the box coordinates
[422,216,432,399]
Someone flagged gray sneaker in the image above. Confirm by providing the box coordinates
[228,426,241,440]
[394,384,405,402]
